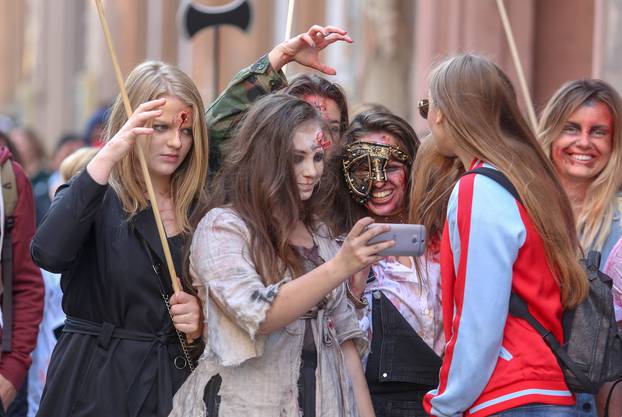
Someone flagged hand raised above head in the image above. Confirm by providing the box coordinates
[268,25,353,75]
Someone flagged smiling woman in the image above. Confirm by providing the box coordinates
[320,111,447,417]
[538,79,622,416]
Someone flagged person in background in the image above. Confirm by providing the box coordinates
[206,25,352,170]
[0,131,44,417]
[83,105,110,147]
[45,134,84,202]
[27,146,98,417]
[421,53,587,416]
[7,128,50,224]
[538,78,622,417]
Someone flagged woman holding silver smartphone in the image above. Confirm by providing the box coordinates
[324,110,442,417]
[169,94,395,417]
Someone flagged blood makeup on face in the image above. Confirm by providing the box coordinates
[361,132,409,218]
[293,123,325,201]
[175,111,191,134]
[302,94,341,141]
[315,131,331,151]
[551,101,613,185]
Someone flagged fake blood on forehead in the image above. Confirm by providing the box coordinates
[315,131,331,151]
[303,94,329,118]
[175,111,191,132]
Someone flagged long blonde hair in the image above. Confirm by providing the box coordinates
[429,54,588,308]
[105,61,209,235]
[60,147,99,182]
[538,79,622,252]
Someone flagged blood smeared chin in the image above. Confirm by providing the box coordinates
[364,166,407,216]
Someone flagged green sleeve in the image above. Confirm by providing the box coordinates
[206,54,288,170]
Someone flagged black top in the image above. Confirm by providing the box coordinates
[31,169,190,417]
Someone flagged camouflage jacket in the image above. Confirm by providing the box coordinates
[206,54,288,170]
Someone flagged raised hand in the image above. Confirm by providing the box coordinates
[87,98,165,184]
[268,25,353,75]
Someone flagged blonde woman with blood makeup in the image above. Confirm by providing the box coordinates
[31,61,208,417]
[539,79,622,417]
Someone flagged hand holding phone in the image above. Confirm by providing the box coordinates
[366,223,426,257]
[333,218,395,278]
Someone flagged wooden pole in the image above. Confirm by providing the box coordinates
[93,0,181,294]
[496,0,538,132]
[283,0,296,76]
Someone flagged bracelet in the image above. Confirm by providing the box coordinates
[346,284,368,309]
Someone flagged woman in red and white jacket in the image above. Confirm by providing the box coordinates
[418,54,589,416]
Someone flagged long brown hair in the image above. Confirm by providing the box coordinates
[538,79,622,252]
[323,110,420,237]
[193,94,327,284]
[408,134,463,249]
[429,54,588,307]
[105,61,209,235]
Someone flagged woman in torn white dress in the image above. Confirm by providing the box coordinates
[170,94,394,417]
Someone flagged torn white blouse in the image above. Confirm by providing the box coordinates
[169,208,368,417]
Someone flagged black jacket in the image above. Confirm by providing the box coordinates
[31,169,189,417]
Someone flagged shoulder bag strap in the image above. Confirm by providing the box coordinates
[465,167,595,391]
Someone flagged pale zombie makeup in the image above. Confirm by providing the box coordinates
[302,94,341,142]
[551,100,614,185]
[147,96,194,180]
[293,122,326,201]
[342,132,411,217]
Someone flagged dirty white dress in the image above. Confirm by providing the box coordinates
[169,208,368,417]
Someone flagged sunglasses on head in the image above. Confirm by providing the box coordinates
[418,99,429,119]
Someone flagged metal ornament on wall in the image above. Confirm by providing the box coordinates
[178,0,253,99]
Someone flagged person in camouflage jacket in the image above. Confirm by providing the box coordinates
[206,25,353,170]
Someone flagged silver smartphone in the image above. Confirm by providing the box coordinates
[367,223,427,257]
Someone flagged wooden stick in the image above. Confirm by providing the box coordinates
[283,0,296,76]
[496,0,538,132]
[93,0,181,294]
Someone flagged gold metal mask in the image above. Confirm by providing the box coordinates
[342,141,412,204]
